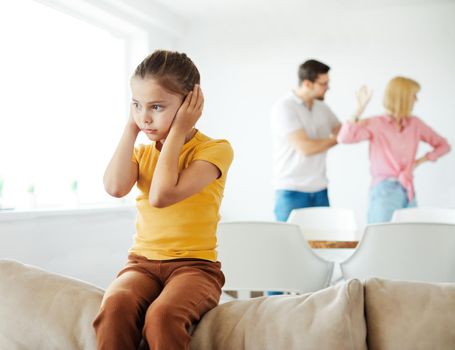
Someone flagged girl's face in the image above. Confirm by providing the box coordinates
[130,77,184,142]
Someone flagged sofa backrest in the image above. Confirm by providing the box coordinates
[364,278,455,350]
[2,259,455,350]
[190,278,367,350]
[0,259,103,350]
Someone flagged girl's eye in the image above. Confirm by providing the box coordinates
[151,104,162,112]
[132,102,141,110]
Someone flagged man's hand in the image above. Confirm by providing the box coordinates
[171,84,204,134]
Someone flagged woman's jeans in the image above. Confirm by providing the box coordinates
[368,179,416,224]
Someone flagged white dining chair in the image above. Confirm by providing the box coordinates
[216,221,334,296]
[341,223,455,283]
[287,207,358,241]
[392,207,455,224]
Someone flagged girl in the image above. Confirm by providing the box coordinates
[337,77,450,224]
[93,50,233,349]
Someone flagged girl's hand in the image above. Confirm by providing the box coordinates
[127,105,141,133]
[171,85,204,134]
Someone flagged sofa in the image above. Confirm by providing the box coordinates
[1,259,454,350]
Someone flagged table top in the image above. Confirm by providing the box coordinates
[308,240,359,249]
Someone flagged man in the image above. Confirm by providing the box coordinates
[271,59,341,221]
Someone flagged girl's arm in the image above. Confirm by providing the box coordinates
[103,115,139,197]
[149,85,220,208]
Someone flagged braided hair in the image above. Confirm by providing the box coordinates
[133,50,200,96]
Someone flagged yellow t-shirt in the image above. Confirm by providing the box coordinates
[129,130,234,262]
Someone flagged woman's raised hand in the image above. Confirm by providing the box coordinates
[353,85,373,121]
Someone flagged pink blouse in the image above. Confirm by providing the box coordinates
[337,115,451,200]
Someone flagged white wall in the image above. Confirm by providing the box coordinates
[0,207,136,288]
[177,2,455,229]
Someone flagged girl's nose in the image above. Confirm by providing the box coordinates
[139,112,152,126]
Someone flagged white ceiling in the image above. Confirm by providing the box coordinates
[152,0,454,21]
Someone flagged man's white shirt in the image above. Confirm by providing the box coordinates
[271,91,340,192]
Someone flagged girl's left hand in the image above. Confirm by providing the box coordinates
[172,85,204,134]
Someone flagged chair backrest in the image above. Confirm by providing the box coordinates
[392,207,455,224]
[216,221,334,294]
[341,223,455,283]
[287,207,357,240]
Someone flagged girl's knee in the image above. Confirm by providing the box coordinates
[99,290,141,318]
[145,302,187,330]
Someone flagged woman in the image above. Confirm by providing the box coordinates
[337,77,451,223]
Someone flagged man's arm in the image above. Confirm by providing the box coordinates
[331,123,341,136]
[288,128,337,156]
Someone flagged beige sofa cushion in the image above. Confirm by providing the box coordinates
[365,278,455,350]
[0,259,103,350]
[190,279,367,350]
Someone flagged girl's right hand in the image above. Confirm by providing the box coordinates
[127,106,141,133]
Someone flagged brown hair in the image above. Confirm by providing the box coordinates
[133,50,200,96]
[298,59,330,84]
[383,77,420,118]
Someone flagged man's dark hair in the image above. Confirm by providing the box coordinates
[298,59,330,84]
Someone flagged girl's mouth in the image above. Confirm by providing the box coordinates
[142,129,158,134]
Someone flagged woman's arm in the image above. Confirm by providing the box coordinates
[149,85,220,208]
[337,86,373,144]
[103,114,139,197]
[416,118,451,165]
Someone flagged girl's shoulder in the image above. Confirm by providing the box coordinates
[194,131,233,151]
[192,131,234,163]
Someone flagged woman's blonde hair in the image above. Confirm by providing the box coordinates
[383,77,420,118]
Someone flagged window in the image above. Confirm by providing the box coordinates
[0,0,137,210]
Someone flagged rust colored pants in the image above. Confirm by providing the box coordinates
[93,253,224,350]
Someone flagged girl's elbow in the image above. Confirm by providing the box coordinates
[149,193,174,208]
[104,183,127,198]
[106,188,126,198]
[149,198,166,208]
